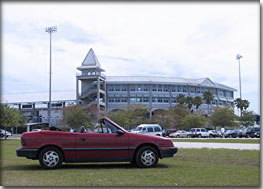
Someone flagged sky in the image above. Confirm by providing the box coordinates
[2,2,260,114]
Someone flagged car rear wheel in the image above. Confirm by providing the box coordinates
[176,135,180,138]
[198,134,202,138]
[39,147,63,169]
[135,146,159,168]
[209,134,213,138]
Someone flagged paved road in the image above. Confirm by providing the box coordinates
[173,142,260,150]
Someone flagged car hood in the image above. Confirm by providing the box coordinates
[128,132,168,140]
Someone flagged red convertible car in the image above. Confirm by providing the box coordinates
[16,117,177,169]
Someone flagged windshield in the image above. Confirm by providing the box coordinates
[134,127,143,131]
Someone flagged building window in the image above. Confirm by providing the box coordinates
[183,86,187,92]
[130,85,136,91]
[177,86,181,92]
[158,85,163,92]
[115,85,120,91]
[152,85,157,91]
[143,85,148,91]
[164,85,169,92]
[158,98,163,103]
[218,90,224,96]
[22,104,33,109]
[171,86,176,92]
[190,86,195,93]
[143,97,149,102]
[196,87,201,93]
[226,91,233,98]
[108,98,114,103]
[163,98,169,103]
[121,98,127,103]
[121,85,127,91]
[115,98,120,103]
[109,85,114,91]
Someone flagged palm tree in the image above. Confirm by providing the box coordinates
[242,99,250,111]
[193,96,202,111]
[203,91,214,116]
[234,98,250,117]
[176,94,185,105]
[185,96,194,112]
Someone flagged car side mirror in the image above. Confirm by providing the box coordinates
[116,130,125,135]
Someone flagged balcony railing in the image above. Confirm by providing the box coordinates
[76,72,106,79]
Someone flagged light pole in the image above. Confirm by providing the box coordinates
[46,26,57,127]
[236,54,243,100]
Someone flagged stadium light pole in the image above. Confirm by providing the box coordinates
[236,54,243,100]
[46,26,57,127]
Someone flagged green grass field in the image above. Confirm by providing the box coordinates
[172,138,260,144]
[0,140,260,186]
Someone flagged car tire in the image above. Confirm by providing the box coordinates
[135,146,159,168]
[176,135,180,138]
[156,134,160,136]
[39,147,63,169]
[209,134,213,138]
[198,134,202,138]
[187,135,191,138]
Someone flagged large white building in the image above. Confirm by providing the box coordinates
[3,48,237,125]
[77,49,237,117]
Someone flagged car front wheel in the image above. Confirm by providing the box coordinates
[39,147,63,169]
[135,146,159,168]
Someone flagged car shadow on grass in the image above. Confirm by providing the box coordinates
[4,163,169,171]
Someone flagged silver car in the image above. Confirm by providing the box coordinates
[169,130,189,138]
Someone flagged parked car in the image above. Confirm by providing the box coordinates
[239,126,260,138]
[162,128,178,137]
[208,130,220,138]
[131,124,163,136]
[0,129,12,138]
[169,130,189,138]
[16,117,177,169]
[224,129,239,138]
[188,128,210,138]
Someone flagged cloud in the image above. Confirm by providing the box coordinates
[2,2,259,113]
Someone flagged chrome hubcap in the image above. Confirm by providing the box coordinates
[141,150,155,166]
[43,151,59,167]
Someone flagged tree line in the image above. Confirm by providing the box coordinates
[0,92,257,132]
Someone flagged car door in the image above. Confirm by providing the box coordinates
[181,130,187,138]
[146,127,155,136]
[75,119,131,162]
